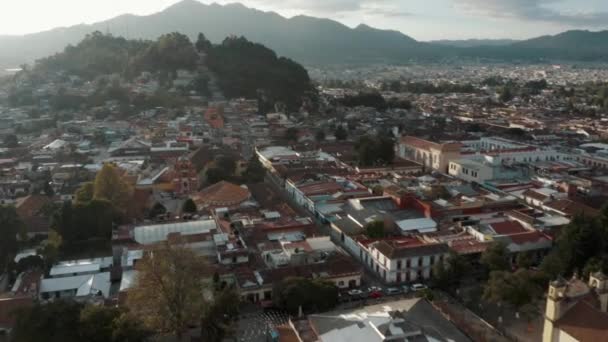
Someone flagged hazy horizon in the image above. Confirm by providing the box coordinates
[1,0,608,41]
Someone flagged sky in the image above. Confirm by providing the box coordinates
[1,0,608,40]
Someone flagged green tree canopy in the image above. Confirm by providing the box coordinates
[480,242,511,273]
[334,125,348,141]
[182,198,197,213]
[365,221,385,239]
[206,36,313,112]
[315,130,326,142]
[273,277,338,314]
[11,301,150,342]
[195,33,212,53]
[355,134,395,166]
[0,205,24,271]
[3,134,18,148]
[483,270,543,310]
[244,156,266,183]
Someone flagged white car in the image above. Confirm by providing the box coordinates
[411,283,428,291]
[347,289,364,296]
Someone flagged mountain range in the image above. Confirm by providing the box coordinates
[1,0,608,68]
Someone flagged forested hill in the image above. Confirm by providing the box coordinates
[206,36,313,111]
[27,31,313,111]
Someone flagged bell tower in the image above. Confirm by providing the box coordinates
[543,277,567,342]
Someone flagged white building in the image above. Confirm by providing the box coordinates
[366,239,449,284]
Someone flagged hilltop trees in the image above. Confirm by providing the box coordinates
[133,32,198,73]
[207,36,313,111]
[195,33,212,53]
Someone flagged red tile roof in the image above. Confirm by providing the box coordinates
[556,299,608,341]
[193,181,250,208]
[489,221,528,235]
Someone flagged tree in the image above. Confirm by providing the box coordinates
[182,198,197,213]
[365,221,385,239]
[93,164,132,211]
[244,156,266,183]
[11,301,149,342]
[480,242,510,273]
[11,300,82,342]
[516,252,534,269]
[75,182,94,204]
[15,255,44,273]
[206,168,226,185]
[0,205,24,271]
[51,199,117,249]
[334,125,347,141]
[127,241,211,338]
[38,229,63,267]
[355,135,395,166]
[206,36,313,111]
[3,134,18,148]
[483,270,543,310]
[149,202,167,218]
[273,277,338,314]
[195,33,212,53]
[432,251,470,290]
[340,91,387,111]
[216,155,237,176]
[285,127,299,142]
[315,130,326,143]
[499,86,514,103]
[200,287,240,341]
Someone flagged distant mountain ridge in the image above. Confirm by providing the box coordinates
[1,0,608,68]
[432,39,519,48]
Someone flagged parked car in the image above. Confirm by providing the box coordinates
[347,289,364,297]
[401,285,410,294]
[411,283,428,292]
[367,286,382,293]
[385,287,402,296]
[368,290,383,299]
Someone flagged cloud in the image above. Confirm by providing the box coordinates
[239,0,408,16]
[363,7,412,18]
[455,0,608,26]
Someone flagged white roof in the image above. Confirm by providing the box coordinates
[307,237,335,251]
[122,249,144,268]
[119,270,139,292]
[133,219,217,245]
[263,211,281,219]
[14,249,37,263]
[40,272,111,298]
[396,218,437,233]
[258,146,298,160]
[43,139,67,150]
[50,263,101,277]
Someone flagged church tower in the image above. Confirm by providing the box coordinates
[542,277,567,342]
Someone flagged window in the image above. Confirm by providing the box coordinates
[338,281,345,287]
[418,258,423,267]
[430,256,435,264]
[397,260,402,269]
[406,259,411,268]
